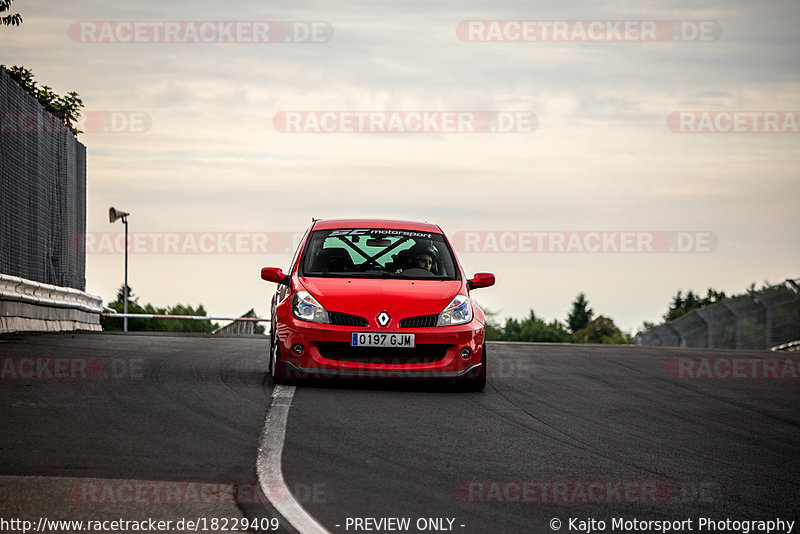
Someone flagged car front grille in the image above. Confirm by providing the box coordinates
[328,311,369,327]
[399,314,439,328]
[316,342,449,364]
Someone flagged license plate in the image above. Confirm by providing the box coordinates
[351,332,415,348]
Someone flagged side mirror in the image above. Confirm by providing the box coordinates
[468,272,495,290]
[261,267,290,285]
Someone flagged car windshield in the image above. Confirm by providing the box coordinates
[299,228,461,281]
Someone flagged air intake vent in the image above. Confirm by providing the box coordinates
[399,314,438,328]
[328,311,369,327]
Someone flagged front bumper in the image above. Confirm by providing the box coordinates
[281,360,484,380]
[275,313,484,380]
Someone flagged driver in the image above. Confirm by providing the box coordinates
[396,244,438,273]
[413,252,433,271]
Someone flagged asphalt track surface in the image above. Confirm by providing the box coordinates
[1,332,798,534]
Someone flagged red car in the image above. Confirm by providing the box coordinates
[260,219,495,391]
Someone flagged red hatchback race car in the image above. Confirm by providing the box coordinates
[260,219,495,391]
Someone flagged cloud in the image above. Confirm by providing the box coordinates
[3,0,799,330]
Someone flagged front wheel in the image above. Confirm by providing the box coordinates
[269,332,288,384]
[455,347,487,392]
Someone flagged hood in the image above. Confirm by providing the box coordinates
[298,277,463,323]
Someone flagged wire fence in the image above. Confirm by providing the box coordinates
[635,279,800,350]
[0,69,87,290]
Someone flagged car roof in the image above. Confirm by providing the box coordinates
[311,218,443,233]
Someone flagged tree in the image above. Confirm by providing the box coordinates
[502,317,522,341]
[500,310,572,343]
[115,284,137,306]
[705,288,726,302]
[664,291,685,321]
[478,304,503,341]
[684,290,700,311]
[663,288,727,321]
[520,312,572,343]
[102,285,220,333]
[567,293,594,333]
[478,300,630,344]
[573,316,632,344]
[1,65,85,135]
[1,0,22,27]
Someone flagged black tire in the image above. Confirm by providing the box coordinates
[269,331,288,384]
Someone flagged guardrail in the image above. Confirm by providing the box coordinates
[102,312,269,335]
[0,274,102,312]
[771,340,800,352]
[0,273,103,333]
[101,313,269,322]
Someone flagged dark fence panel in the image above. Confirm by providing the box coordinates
[636,281,800,350]
[0,69,87,290]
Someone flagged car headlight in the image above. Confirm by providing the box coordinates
[292,291,330,323]
[437,294,473,326]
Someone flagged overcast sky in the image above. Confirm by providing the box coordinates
[3,0,799,332]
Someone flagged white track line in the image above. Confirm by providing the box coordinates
[257,384,332,534]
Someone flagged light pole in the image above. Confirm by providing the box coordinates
[109,207,130,332]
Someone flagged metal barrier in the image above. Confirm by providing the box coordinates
[102,311,269,336]
[212,309,261,335]
[101,313,268,322]
[635,279,800,350]
[0,274,102,333]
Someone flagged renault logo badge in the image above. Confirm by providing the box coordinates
[377,311,391,327]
